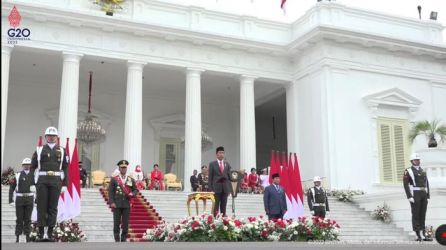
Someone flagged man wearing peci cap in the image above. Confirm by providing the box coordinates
[31,126,69,242]
[208,146,232,217]
[108,160,137,242]
[403,153,431,242]
[263,173,287,220]
[9,158,36,243]
[307,176,330,218]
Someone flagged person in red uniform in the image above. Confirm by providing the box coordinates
[240,170,249,193]
[248,168,259,193]
[149,164,164,190]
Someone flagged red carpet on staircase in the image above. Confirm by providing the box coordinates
[99,187,162,242]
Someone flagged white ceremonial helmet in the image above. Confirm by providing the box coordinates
[22,158,32,165]
[410,153,421,161]
[45,126,58,136]
[313,176,322,182]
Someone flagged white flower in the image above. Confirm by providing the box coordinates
[293,230,298,235]
[223,226,228,231]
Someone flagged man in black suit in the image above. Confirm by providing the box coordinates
[208,146,232,217]
[190,169,199,192]
[108,160,137,242]
[79,161,88,188]
[263,173,287,220]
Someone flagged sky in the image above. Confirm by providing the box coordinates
[161,0,446,41]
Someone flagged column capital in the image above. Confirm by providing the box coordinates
[127,60,146,71]
[2,44,14,55]
[239,75,257,83]
[62,51,83,63]
[185,67,205,76]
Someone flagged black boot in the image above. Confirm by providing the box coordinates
[16,235,19,243]
[415,231,422,241]
[47,227,55,242]
[26,234,31,243]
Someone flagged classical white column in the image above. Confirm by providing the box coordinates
[240,75,257,170]
[286,81,299,154]
[1,45,13,168]
[184,68,203,192]
[123,61,145,173]
[58,52,83,152]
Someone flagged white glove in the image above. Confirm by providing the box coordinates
[61,186,67,193]
[9,202,15,207]
[408,198,415,203]
[30,185,36,193]
[310,210,315,215]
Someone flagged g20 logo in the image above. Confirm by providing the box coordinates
[7,28,31,38]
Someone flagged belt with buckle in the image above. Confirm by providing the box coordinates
[16,193,34,197]
[413,187,426,191]
[38,171,62,176]
[313,203,326,206]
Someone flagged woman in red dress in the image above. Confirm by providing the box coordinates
[248,168,259,193]
[149,164,164,190]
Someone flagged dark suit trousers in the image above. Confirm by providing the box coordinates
[314,207,326,218]
[410,191,428,231]
[213,192,229,216]
[15,198,34,236]
[36,182,61,227]
[113,207,130,242]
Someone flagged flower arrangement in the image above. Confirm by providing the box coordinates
[326,189,365,202]
[143,215,340,242]
[29,220,87,242]
[424,225,434,240]
[371,203,391,223]
[1,167,15,185]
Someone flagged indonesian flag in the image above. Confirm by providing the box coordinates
[280,0,287,14]
[284,152,305,219]
[268,150,279,184]
[66,139,81,219]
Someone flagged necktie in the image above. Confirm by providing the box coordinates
[219,161,224,174]
[275,185,279,192]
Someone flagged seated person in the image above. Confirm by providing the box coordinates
[239,169,249,193]
[198,165,209,192]
[248,168,260,193]
[133,165,146,190]
[259,168,269,192]
[149,164,164,190]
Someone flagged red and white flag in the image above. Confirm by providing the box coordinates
[284,152,305,219]
[67,139,81,219]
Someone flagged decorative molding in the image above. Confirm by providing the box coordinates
[363,87,423,109]
[150,114,209,141]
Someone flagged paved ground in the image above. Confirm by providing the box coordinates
[1,242,443,250]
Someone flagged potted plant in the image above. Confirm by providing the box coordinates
[409,120,446,148]
[93,0,125,16]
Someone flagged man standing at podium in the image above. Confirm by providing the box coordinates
[208,146,232,217]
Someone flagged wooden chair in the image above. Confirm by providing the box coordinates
[164,173,182,191]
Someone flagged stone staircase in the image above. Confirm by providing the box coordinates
[2,186,410,242]
[1,186,114,243]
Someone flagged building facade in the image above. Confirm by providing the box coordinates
[2,0,446,196]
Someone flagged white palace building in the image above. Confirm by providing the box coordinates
[2,0,446,231]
